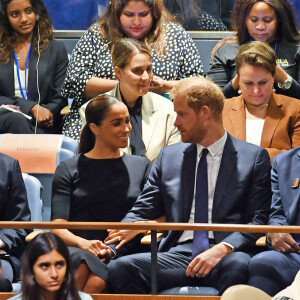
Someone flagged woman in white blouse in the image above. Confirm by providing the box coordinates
[222,41,300,163]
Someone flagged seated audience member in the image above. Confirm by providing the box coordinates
[222,41,300,163]
[62,0,203,141]
[0,0,68,134]
[0,152,30,291]
[272,270,300,300]
[207,0,300,100]
[80,38,180,162]
[108,77,271,295]
[163,0,227,31]
[8,232,92,300]
[51,95,152,293]
[248,147,300,296]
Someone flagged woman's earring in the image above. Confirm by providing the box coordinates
[238,89,242,95]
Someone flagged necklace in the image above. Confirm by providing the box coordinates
[244,102,269,110]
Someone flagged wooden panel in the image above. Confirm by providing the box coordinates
[92,295,220,300]
[0,294,220,300]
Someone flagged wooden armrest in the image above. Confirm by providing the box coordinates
[60,105,70,116]
[256,236,267,247]
[141,232,164,245]
[25,230,47,242]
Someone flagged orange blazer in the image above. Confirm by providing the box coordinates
[222,93,300,163]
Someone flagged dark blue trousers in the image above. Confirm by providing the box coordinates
[108,242,251,295]
[248,250,300,296]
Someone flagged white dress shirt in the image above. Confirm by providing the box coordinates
[178,131,228,243]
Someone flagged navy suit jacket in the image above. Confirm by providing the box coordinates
[123,134,271,253]
[0,40,68,129]
[0,153,30,278]
[269,147,300,226]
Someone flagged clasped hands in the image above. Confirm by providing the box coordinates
[80,239,114,261]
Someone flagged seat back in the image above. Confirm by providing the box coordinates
[31,148,74,221]
[22,173,43,222]
[61,135,79,154]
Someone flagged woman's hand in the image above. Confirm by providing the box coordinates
[149,76,176,94]
[30,105,54,128]
[274,65,288,86]
[105,229,145,250]
[79,239,112,258]
[232,74,240,91]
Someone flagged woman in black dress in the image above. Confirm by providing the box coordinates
[51,95,152,293]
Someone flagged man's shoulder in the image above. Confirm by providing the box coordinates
[161,142,193,155]
[228,134,269,159]
[0,152,17,165]
[273,146,300,165]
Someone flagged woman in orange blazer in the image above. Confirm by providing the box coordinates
[223,41,300,163]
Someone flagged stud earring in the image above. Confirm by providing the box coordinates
[238,89,242,95]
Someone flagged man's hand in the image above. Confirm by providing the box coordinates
[79,239,111,258]
[268,232,300,254]
[105,229,145,250]
[30,105,53,128]
[186,243,232,278]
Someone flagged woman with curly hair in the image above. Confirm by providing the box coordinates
[62,0,203,140]
[0,0,68,133]
[207,0,300,100]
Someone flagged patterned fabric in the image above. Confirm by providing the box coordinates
[62,22,203,140]
[197,12,227,31]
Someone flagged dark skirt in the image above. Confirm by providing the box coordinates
[68,246,108,281]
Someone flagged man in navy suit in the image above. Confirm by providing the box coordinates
[0,153,30,291]
[108,77,271,294]
[248,147,300,296]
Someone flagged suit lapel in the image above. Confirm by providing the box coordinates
[27,43,49,100]
[261,94,283,148]
[227,97,246,140]
[182,144,197,222]
[212,135,237,217]
[141,93,159,151]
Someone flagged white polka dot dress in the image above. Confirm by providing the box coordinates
[62,23,204,140]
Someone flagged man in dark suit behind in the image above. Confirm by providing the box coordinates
[108,77,271,294]
[248,147,300,296]
[0,153,30,291]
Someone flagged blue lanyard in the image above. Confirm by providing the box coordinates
[249,38,277,53]
[14,44,32,99]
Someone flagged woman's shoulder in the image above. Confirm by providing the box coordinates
[143,92,175,112]
[214,40,239,59]
[7,293,22,300]
[122,153,152,167]
[79,291,93,300]
[76,23,109,48]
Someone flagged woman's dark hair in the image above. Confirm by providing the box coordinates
[21,232,80,300]
[0,0,53,63]
[79,94,119,154]
[96,0,177,55]
[212,0,300,58]
[232,0,300,44]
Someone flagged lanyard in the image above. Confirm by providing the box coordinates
[14,43,32,99]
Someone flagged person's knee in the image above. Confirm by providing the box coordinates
[108,257,132,282]
[249,251,277,275]
[223,252,250,273]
